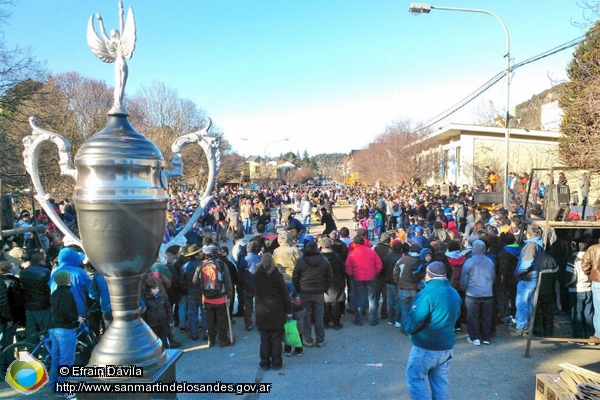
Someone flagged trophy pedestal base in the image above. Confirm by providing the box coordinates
[74,349,183,399]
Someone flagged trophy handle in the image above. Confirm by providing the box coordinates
[159,118,221,262]
[23,117,82,248]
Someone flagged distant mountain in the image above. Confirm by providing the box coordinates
[513,83,566,130]
[312,153,347,179]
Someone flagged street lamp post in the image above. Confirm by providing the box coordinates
[408,2,511,208]
[263,138,290,159]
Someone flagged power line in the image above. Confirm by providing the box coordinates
[412,30,595,134]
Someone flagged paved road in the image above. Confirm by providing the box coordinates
[2,203,599,399]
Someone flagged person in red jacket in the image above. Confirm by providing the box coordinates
[345,236,383,326]
[445,240,467,333]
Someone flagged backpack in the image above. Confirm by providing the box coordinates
[199,259,225,299]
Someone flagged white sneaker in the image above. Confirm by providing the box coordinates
[467,338,481,346]
[395,322,402,329]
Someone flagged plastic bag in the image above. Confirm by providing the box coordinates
[284,319,302,348]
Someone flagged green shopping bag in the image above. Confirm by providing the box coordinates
[284,319,302,348]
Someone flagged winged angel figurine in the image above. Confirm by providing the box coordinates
[87,1,136,115]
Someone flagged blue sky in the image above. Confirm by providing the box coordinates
[3,0,592,156]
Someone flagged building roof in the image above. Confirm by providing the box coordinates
[424,123,561,143]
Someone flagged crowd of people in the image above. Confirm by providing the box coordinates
[2,175,600,399]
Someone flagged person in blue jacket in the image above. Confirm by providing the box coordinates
[511,224,544,337]
[405,261,461,400]
[49,248,91,319]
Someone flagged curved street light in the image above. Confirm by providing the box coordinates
[408,2,511,207]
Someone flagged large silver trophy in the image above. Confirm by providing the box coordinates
[22,1,220,375]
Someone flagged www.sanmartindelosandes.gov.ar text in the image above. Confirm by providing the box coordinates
[55,381,273,395]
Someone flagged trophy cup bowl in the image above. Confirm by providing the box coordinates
[74,114,168,371]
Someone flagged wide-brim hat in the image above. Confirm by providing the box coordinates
[184,244,201,257]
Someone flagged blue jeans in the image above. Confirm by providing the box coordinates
[399,289,418,329]
[187,294,207,340]
[178,296,187,330]
[386,284,400,324]
[515,280,537,330]
[302,214,311,228]
[569,291,594,339]
[49,328,77,388]
[406,345,453,400]
[297,230,306,246]
[592,282,600,337]
[354,279,377,325]
[300,293,325,344]
[244,218,252,234]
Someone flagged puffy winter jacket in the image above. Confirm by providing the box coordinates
[293,253,333,295]
[345,244,382,282]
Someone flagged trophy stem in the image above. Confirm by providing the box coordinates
[89,274,167,374]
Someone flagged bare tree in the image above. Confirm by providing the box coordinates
[350,120,435,187]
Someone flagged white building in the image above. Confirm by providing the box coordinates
[421,124,562,188]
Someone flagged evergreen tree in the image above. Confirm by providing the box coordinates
[558,20,600,170]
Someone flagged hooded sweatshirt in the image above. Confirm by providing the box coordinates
[460,240,495,297]
[445,249,467,290]
[49,248,92,316]
[273,231,300,284]
[516,236,544,282]
[412,248,433,279]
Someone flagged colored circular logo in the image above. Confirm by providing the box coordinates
[5,352,48,395]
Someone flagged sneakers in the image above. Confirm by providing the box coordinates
[395,322,402,329]
[467,338,481,346]
[333,323,343,330]
[283,351,293,357]
[511,327,529,337]
[387,320,394,325]
[482,340,490,345]
[454,327,461,333]
[315,341,325,348]
[302,339,314,348]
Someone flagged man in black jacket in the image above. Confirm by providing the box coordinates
[292,241,333,348]
[383,241,404,327]
[20,249,51,343]
[373,232,393,320]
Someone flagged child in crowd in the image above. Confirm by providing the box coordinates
[143,278,173,349]
[283,291,305,356]
[367,215,376,241]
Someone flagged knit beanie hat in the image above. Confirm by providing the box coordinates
[426,261,447,279]
[54,270,71,286]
